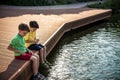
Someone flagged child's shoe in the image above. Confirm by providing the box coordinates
[32,75,39,80]
[41,63,50,69]
[37,72,45,80]
[45,60,52,67]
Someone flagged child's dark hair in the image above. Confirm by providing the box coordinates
[29,21,39,28]
[18,23,30,32]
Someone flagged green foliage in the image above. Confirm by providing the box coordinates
[55,0,67,4]
[0,0,97,6]
[0,0,49,6]
[88,0,120,13]
[110,0,120,13]
[76,0,96,2]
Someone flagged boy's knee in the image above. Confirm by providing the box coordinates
[30,56,37,61]
[39,49,44,53]
[33,54,39,60]
[34,54,39,57]
[44,46,46,49]
[40,48,44,51]
[36,55,39,59]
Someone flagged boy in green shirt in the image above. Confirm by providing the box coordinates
[7,23,44,80]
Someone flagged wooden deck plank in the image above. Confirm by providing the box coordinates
[0,7,111,80]
[0,53,28,80]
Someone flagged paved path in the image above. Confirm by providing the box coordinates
[0,1,97,10]
[0,1,98,18]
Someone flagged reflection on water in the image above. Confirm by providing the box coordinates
[47,14,120,80]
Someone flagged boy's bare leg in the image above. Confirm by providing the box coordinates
[33,53,40,68]
[43,46,52,66]
[30,56,38,75]
[43,46,47,60]
[39,48,44,64]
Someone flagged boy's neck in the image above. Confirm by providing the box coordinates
[30,30,35,32]
[18,33,23,37]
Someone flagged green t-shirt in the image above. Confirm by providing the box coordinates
[10,34,26,56]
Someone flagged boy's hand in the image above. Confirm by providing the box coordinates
[19,51,26,56]
[35,39,39,44]
[27,48,33,54]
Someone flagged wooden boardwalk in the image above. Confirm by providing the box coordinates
[0,7,111,80]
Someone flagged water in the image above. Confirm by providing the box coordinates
[46,14,120,80]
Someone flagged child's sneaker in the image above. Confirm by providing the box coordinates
[45,60,52,66]
[32,75,39,80]
[41,63,50,69]
[44,60,52,69]
[37,72,45,80]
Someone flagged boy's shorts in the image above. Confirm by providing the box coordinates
[28,44,44,51]
[15,52,32,60]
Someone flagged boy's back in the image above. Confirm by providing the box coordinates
[10,34,26,56]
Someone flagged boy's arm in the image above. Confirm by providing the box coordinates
[25,40,36,43]
[7,44,26,56]
[35,39,39,44]
[25,39,40,44]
